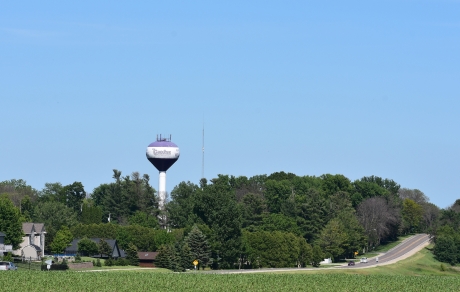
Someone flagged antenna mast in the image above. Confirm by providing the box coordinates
[202,124,205,179]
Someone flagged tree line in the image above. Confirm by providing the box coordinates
[0,170,453,269]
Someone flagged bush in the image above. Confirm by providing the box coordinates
[75,254,82,262]
[2,252,13,262]
[61,258,69,269]
[105,258,114,266]
[96,258,102,267]
[115,258,129,266]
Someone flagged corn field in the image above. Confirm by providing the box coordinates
[1,272,459,291]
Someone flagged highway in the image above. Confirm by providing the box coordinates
[342,233,431,269]
[205,234,431,274]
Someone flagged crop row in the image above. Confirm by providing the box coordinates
[1,272,459,291]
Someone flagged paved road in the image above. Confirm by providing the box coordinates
[342,233,431,269]
[205,234,431,274]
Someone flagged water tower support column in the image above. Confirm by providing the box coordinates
[158,171,166,209]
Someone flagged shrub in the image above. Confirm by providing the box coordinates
[61,258,69,269]
[96,258,101,267]
[115,258,129,266]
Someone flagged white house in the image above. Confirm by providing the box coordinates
[13,223,46,260]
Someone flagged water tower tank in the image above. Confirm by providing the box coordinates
[146,135,180,210]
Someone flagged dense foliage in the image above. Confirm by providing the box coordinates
[0,169,454,270]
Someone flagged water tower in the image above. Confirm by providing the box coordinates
[146,135,180,210]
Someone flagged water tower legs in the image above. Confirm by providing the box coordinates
[158,171,166,210]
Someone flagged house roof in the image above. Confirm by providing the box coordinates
[0,232,5,237]
[22,223,46,234]
[22,223,35,234]
[137,252,158,260]
[65,238,118,254]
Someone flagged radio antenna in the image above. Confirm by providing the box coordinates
[202,123,205,179]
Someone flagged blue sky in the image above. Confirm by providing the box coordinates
[1,1,459,208]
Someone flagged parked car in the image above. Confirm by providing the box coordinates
[348,261,355,266]
[0,261,17,271]
[360,257,368,263]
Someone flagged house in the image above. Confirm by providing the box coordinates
[65,238,123,258]
[12,223,46,260]
[137,251,158,267]
[0,232,13,255]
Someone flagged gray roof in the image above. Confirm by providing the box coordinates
[22,223,46,234]
[65,238,118,256]
[0,232,5,237]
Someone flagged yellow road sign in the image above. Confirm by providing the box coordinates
[193,260,199,266]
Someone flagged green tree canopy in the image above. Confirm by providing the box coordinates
[98,239,112,258]
[126,243,139,266]
[185,225,211,270]
[0,195,24,249]
[50,226,73,254]
[77,237,99,256]
[402,198,424,232]
[317,219,348,261]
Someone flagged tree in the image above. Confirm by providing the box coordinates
[240,193,267,228]
[399,188,429,204]
[38,182,64,203]
[179,242,194,271]
[81,200,103,224]
[50,226,73,254]
[297,238,313,267]
[402,199,424,233]
[336,210,367,258]
[166,181,199,229]
[155,244,181,271]
[77,237,99,256]
[33,201,77,253]
[126,243,139,266]
[254,213,301,236]
[128,211,159,229]
[0,179,38,207]
[20,195,34,221]
[296,188,327,242]
[193,176,242,268]
[433,234,457,265]
[98,239,112,259]
[317,219,348,261]
[357,197,400,248]
[0,195,24,249]
[311,245,324,267]
[63,182,86,212]
[185,225,211,270]
[421,202,440,234]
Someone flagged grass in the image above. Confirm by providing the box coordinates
[288,245,460,276]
